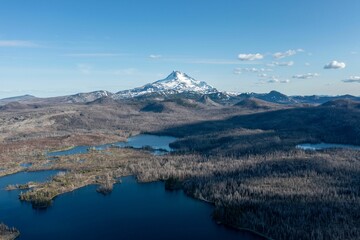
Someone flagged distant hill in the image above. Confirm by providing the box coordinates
[0,102,36,111]
[321,99,360,109]
[258,90,297,104]
[64,91,113,103]
[236,91,360,105]
[293,94,360,104]
[0,95,36,105]
[156,101,360,145]
[237,91,297,105]
[86,96,119,106]
[235,97,282,109]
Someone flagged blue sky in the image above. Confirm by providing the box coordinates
[0,0,359,98]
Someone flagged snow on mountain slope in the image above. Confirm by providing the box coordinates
[65,90,113,103]
[114,71,218,99]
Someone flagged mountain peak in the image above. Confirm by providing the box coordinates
[268,90,287,97]
[170,70,184,77]
[115,71,218,99]
[153,71,217,93]
[157,71,199,84]
[166,70,192,79]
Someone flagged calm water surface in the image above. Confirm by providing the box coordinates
[0,172,263,240]
[296,143,360,151]
[47,134,177,157]
[0,171,61,214]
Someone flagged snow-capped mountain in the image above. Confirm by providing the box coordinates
[114,71,218,99]
[2,70,358,106]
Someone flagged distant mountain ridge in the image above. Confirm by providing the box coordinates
[235,97,283,110]
[321,99,360,109]
[237,91,297,105]
[1,71,359,106]
[236,91,360,105]
[64,90,113,103]
[0,94,36,105]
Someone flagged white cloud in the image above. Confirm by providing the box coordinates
[0,40,39,47]
[238,53,264,61]
[267,77,279,83]
[264,77,290,84]
[305,62,310,66]
[292,73,319,79]
[269,61,294,67]
[273,49,302,59]
[233,67,273,74]
[149,54,162,59]
[258,73,268,78]
[342,76,360,83]
[280,79,290,83]
[324,60,346,69]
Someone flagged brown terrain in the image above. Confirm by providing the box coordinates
[1,96,360,240]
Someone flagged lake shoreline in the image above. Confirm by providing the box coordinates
[1,172,264,240]
[296,142,360,151]
[1,167,268,239]
[2,131,360,239]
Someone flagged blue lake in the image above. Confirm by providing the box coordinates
[47,134,177,157]
[0,171,61,214]
[0,171,263,240]
[296,143,360,151]
[19,163,33,168]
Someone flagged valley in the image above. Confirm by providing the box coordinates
[1,71,360,240]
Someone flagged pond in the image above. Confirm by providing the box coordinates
[296,143,360,151]
[19,163,33,168]
[0,171,264,240]
[47,134,177,157]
